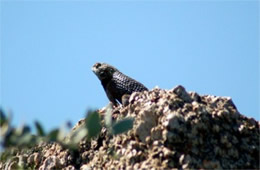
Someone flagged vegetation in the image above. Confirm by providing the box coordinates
[0,106,134,166]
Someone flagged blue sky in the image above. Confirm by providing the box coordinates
[1,1,259,131]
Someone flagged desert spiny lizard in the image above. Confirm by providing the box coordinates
[92,62,148,106]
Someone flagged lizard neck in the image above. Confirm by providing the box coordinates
[100,72,115,89]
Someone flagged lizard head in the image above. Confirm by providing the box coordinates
[92,62,119,81]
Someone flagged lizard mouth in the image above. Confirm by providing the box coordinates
[92,62,107,80]
[91,62,101,74]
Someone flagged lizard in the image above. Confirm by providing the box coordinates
[92,62,148,106]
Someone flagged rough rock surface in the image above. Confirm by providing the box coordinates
[1,86,259,169]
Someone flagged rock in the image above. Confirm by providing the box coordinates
[171,85,192,103]
[39,156,61,170]
[64,165,76,170]
[80,164,91,170]
[0,85,259,169]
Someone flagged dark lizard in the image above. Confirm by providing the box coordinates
[92,62,148,106]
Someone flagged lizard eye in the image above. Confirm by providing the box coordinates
[108,68,114,73]
[95,63,101,68]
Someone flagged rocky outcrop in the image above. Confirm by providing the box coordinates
[1,86,259,169]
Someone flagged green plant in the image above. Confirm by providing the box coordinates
[0,106,134,163]
[104,104,134,135]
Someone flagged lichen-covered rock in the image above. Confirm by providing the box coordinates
[1,85,259,169]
